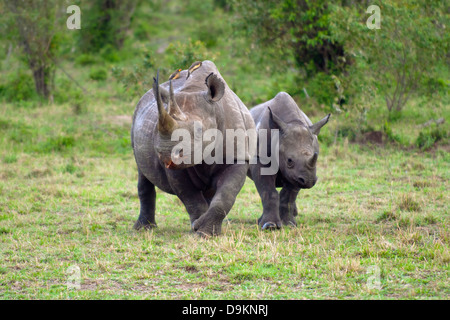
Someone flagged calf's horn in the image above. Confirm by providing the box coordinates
[309,152,318,167]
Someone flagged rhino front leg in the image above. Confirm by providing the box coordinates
[179,192,210,226]
[134,172,157,230]
[279,186,299,227]
[167,170,210,226]
[192,163,248,237]
[250,165,281,230]
[256,186,281,230]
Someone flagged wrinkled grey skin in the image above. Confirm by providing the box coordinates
[248,92,330,229]
[131,61,255,236]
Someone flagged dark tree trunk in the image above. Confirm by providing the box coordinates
[32,66,50,99]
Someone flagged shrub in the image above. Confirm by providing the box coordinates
[75,54,99,66]
[416,125,447,150]
[165,39,219,71]
[230,0,350,75]
[89,67,108,81]
[77,0,140,53]
[0,72,37,102]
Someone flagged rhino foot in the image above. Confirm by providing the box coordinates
[133,220,157,231]
[192,217,222,237]
[258,218,282,231]
[281,218,297,228]
[261,222,279,230]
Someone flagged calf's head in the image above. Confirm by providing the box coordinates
[269,108,330,189]
[153,71,225,169]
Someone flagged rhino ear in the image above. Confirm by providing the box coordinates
[309,114,330,136]
[205,73,225,103]
[268,106,288,132]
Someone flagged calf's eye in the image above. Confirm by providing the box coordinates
[287,158,294,168]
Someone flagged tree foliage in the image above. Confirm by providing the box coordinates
[230,0,350,75]
[78,0,140,53]
[1,0,62,99]
[330,0,448,114]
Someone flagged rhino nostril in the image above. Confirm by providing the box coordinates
[298,177,305,185]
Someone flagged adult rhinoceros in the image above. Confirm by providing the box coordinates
[131,61,255,236]
[248,92,330,230]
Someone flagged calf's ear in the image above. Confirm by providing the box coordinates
[310,114,331,135]
[205,73,225,102]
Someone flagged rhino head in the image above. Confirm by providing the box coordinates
[269,107,330,189]
[153,71,226,169]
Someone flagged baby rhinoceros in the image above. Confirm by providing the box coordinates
[131,61,255,237]
[248,92,330,230]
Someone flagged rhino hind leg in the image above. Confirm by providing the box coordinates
[133,172,157,230]
[279,187,299,227]
[192,164,248,237]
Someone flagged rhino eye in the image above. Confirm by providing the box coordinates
[287,158,294,168]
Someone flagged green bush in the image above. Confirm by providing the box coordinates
[75,54,99,66]
[231,0,350,75]
[383,121,401,144]
[0,72,37,102]
[306,72,337,107]
[111,51,155,98]
[89,67,108,81]
[416,125,447,150]
[165,39,219,70]
[77,0,139,53]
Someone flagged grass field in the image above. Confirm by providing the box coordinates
[0,101,448,299]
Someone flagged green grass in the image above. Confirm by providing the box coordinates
[0,102,448,299]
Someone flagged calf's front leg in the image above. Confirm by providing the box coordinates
[279,186,299,227]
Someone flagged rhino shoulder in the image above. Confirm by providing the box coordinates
[273,91,297,106]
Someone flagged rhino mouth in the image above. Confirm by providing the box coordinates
[164,159,177,169]
[294,176,317,189]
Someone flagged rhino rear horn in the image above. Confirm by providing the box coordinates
[153,70,177,135]
[309,114,331,136]
[205,73,225,102]
[168,80,187,121]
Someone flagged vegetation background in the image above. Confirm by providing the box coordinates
[0,0,448,299]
